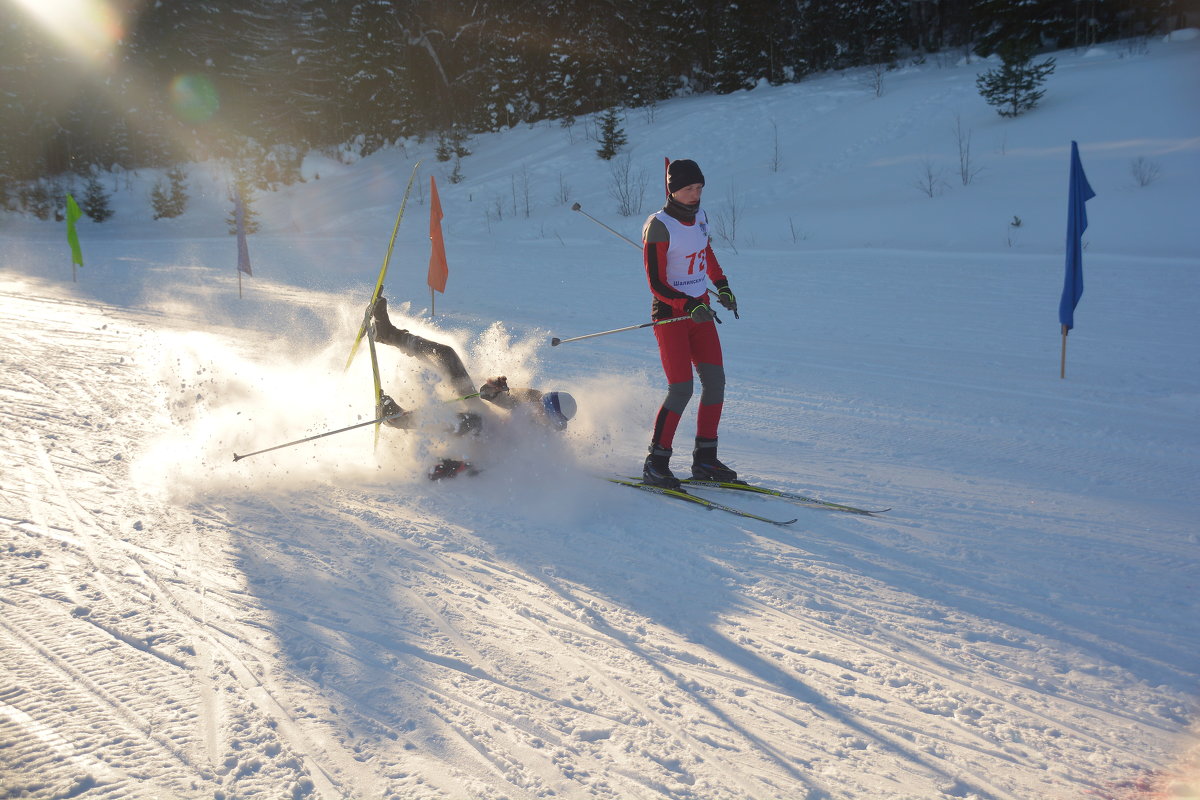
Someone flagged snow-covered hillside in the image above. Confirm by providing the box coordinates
[2,35,1198,800]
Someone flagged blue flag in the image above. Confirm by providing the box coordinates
[1059,141,1095,331]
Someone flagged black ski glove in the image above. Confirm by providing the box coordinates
[479,376,509,400]
[684,297,715,323]
[714,281,739,318]
[379,394,413,429]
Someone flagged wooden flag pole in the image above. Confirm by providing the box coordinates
[1060,325,1068,379]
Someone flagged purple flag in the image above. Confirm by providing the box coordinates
[235,193,252,277]
[1059,141,1094,331]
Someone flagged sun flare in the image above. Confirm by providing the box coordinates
[9,0,125,62]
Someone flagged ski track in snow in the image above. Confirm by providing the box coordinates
[1,276,1195,799]
[3,35,1199,800]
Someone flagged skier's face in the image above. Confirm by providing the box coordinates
[672,183,703,205]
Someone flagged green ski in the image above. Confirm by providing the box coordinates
[367,324,384,450]
[607,478,798,526]
[676,478,889,515]
[345,159,423,372]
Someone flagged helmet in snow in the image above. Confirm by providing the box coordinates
[541,391,576,430]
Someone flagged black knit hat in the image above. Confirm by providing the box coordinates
[666,159,705,194]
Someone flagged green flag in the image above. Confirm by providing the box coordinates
[65,193,83,267]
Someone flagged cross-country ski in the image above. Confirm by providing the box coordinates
[2,31,1196,800]
[674,477,890,515]
[606,477,799,526]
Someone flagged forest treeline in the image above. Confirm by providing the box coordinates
[0,0,1189,184]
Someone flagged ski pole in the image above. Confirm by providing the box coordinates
[232,392,481,462]
[571,203,734,315]
[571,203,640,249]
[571,202,738,324]
[550,315,690,347]
[234,413,407,462]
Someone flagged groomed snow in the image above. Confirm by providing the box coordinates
[2,34,1198,800]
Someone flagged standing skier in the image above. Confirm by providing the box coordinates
[641,158,739,488]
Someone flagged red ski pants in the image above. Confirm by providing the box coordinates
[650,318,724,450]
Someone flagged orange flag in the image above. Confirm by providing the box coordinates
[427,176,448,294]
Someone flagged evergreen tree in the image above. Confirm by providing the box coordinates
[640,2,707,93]
[433,126,472,162]
[791,2,847,73]
[1,12,74,179]
[710,1,771,93]
[4,0,1189,179]
[81,177,115,222]
[976,39,1056,117]
[857,0,907,66]
[464,9,543,132]
[435,132,454,163]
[541,1,629,120]
[595,108,627,161]
[20,181,54,220]
[226,168,260,235]
[942,0,985,51]
[284,0,343,149]
[218,1,300,149]
[0,132,12,211]
[149,182,173,220]
[334,1,420,154]
[973,0,1071,57]
[450,127,472,159]
[122,1,233,163]
[151,166,189,219]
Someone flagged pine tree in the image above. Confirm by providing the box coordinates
[973,0,1070,57]
[451,127,472,159]
[8,0,1188,178]
[858,0,907,65]
[82,177,114,222]
[151,166,189,219]
[976,40,1056,118]
[595,108,627,161]
[792,3,846,73]
[226,171,260,235]
[21,181,54,220]
[710,1,770,93]
[149,182,172,219]
[326,0,410,151]
[435,132,454,162]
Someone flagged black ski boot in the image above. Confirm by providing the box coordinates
[642,445,682,489]
[371,296,407,345]
[691,438,738,482]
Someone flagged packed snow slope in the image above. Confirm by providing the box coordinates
[2,34,1198,800]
